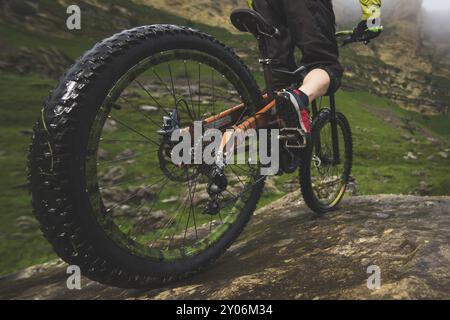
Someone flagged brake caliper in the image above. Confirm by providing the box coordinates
[158,108,180,137]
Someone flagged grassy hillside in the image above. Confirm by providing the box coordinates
[0,0,449,275]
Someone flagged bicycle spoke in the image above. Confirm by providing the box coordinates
[223,188,237,199]
[228,165,246,188]
[152,68,177,106]
[134,80,171,118]
[168,169,199,249]
[90,50,260,260]
[211,69,215,128]
[168,63,177,108]
[198,63,201,119]
[99,149,158,165]
[109,116,161,147]
[188,169,199,240]
[100,172,169,189]
[184,60,198,120]
[105,176,168,213]
[119,94,164,128]
[155,171,196,248]
[100,138,154,144]
[220,175,265,209]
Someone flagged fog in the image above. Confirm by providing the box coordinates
[334,0,450,13]
[423,0,450,12]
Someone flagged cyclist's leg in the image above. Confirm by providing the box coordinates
[300,69,331,102]
[252,0,297,90]
[282,0,343,100]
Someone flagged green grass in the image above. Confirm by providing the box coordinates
[334,91,450,195]
[0,73,57,274]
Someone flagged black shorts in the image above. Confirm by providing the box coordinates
[253,0,343,94]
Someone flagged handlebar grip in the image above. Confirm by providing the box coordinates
[335,26,383,46]
[367,26,383,33]
[335,30,353,38]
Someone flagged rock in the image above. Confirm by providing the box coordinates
[99,166,126,185]
[411,170,426,177]
[18,129,33,136]
[15,216,39,232]
[346,176,359,196]
[373,212,389,219]
[97,148,109,160]
[103,119,117,133]
[438,152,448,159]
[131,210,173,235]
[114,149,135,160]
[140,105,159,112]
[101,185,156,208]
[161,196,179,204]
[403,152,417,160]
[264,178,281,194]
[401,134,412,141]
[2,194,450,299]
[192,191,210,206]
[414,181,433,196]
[426,137,439,145]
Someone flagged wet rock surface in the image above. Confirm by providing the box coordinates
[1,194,449,300]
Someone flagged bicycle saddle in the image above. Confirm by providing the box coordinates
[230,9,279,38]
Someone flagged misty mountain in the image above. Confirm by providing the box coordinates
[1,0,448,114]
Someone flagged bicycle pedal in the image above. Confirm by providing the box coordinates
[278,128,307,149]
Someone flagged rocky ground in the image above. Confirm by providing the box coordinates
[1,193,449,300]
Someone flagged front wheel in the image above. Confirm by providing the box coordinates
[29,25,265,288]
[299,109,353,213]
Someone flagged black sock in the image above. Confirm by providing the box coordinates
[293,89,310,108]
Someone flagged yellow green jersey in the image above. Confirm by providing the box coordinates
[360,0,382,20]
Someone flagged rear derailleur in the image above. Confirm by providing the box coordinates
[204,164,228,216]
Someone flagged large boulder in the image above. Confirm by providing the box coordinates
[1,193,449,299]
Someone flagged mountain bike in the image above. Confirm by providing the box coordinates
[29,9,373,288]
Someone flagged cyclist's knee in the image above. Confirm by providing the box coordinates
[321,65,343,95]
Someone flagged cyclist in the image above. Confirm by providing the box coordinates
[248,0,382,138]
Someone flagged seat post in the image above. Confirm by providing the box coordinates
[258,36,276,101]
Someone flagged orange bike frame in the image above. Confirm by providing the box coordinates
[192,96,278,153]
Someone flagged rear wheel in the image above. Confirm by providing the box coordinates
[300,108,353,213]
[29,25,265,288]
